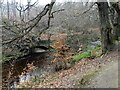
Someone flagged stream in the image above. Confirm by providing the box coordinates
[2,51,55,89]
[2,40,102,89]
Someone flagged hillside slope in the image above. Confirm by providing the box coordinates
[18,51,118,88]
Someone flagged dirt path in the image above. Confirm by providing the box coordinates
[85,60,118,88]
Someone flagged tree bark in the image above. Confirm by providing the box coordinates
[97,2,113,54]
[111,3,120,40]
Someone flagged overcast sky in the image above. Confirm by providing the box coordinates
[4,0,96,5]
[3,0,78,5]
[3,0,114,5]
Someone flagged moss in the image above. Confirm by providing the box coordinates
[72,51,91,63]
[72,45,102,63]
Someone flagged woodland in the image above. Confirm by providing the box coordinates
[1,0,120,88]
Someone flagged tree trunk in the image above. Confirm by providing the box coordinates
[7,0,10,19]
[111,3,120,40]
[97,2,113,54]
[27,0,30,20]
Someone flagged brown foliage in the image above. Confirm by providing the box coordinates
[50,38,74,71]
[21,63,36,75]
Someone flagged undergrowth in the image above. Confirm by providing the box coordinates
[72,45,102,63]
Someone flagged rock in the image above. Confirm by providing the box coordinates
[30,46,48,53]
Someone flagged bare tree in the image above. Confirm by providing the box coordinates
[2,0,64,57]
[27,0,30,20]
[7,0,10,19]
[96,1,113,54]
[110,2,120,40]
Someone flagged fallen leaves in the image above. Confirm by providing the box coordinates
[21,62,36,76]
[17,51,118,88]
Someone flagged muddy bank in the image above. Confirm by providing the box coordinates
[2,52,54,88]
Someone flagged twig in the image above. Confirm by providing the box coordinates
[51,9,65,18]
[16,0,38,12]
[3,1,56,45]
[74,3,96,17]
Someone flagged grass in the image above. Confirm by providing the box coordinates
[2,54,17,62]
[2,51,28,62]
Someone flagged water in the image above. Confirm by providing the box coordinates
[2,52,55,88]
[10,64,55,88]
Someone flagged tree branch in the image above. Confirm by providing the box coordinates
[74,3,96,17]
[3,1,56,44]
[51,9,65,18]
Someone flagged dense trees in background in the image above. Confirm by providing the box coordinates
[2,0,57,58]
[2,0,99,58]
[1,0,120,59]
[2,0,119,88]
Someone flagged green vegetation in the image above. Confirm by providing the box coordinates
[0,53,2,61]
[72,45,102,63]
[72,51,91,62]
[2,53,23,62]
[2,56,13,61]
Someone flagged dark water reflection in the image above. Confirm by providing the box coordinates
[2,52,54,88]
